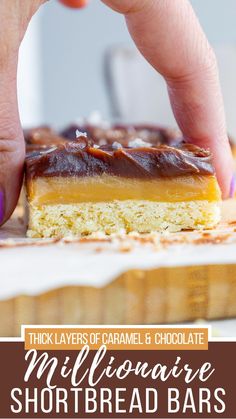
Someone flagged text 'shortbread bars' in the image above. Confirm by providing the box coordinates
[25,129,221,238]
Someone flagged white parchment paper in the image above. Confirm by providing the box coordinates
[0,201,236,299]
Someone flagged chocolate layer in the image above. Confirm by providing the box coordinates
[24,126,68,154]
[25,123,183,155]
[26,137,214,180]
[61,123,182,147]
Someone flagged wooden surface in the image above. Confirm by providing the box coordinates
[0,262,235,337]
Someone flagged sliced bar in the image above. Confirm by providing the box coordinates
[25,135,221,238]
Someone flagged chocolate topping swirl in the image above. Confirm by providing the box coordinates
[26,136,214,180]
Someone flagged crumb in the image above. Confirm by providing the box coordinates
[193,234,230,245]
[94,247,103,253]
[119,244,133,253]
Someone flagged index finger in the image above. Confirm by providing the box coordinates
[102,0,234,198]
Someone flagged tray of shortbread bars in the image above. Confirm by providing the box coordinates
[0,120,236,336]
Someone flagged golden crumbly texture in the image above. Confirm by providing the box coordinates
[27,200,221,238]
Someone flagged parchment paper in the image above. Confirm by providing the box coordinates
[0,200,236,299]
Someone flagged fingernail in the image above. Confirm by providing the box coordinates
[58,0,88,8]
[0,191,4,224]
[230,173,236,198]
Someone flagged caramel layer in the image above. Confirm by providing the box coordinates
[27,175,221,205]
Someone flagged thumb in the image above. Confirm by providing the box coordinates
[0,139,24,226]
[0,0,49,225]
[0,58,25,225]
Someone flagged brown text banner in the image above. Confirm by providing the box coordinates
[0,342,235,418]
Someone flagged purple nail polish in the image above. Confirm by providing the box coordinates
[0,191,4,224]
[230,173,236,198]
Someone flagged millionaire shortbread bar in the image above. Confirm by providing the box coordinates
[25,133,221,238]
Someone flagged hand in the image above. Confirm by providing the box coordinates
[0,0,87,226]
[101,0,235,199]
[0,0,47,225]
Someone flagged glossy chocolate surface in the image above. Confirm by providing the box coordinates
[26,136,214,180]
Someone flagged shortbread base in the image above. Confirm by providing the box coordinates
[27,200,221,238]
